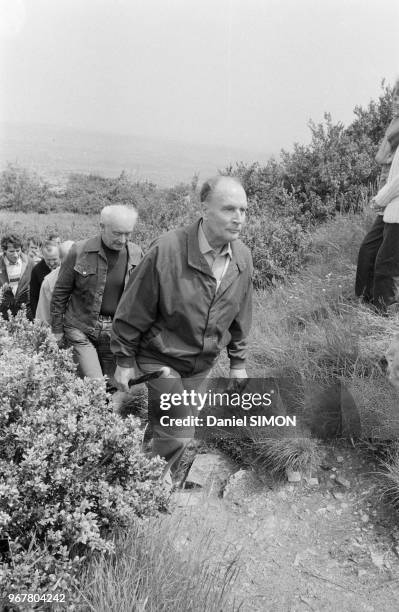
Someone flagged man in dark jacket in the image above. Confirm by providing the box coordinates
[51,204,142,384]
[30,241,60,317]
[111,176,253,476]
[0,234,35,320]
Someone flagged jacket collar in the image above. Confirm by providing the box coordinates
[84,234,142,266]
[186,219,248,274]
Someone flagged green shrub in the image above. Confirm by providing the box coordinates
[0,314,168,604]
[0,164,49,213]
[242,215,310,287]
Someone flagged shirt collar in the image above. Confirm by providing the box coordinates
[4,255,21,267]
[198,221,232,258]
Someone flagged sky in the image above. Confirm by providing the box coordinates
[0,0,398,155]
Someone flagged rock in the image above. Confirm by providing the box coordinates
[336,455,344,463]
[307,477,319,486]
[172,491,203,508]
[360,513,369,523]
[335,475,350,488]
[332,491,344,500]
[223,469,261,504]
[286,468,301,483]
[370,550,384,569]
[357,568,368,577]
[293,552,301,566]
[185,453,236,491]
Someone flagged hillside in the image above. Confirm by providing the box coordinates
[0,122,268,188]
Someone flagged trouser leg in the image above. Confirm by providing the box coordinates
[372,222,399,311]
[95,321,116,387]
[355,215,385,301]
[63,325,103,379]
[137,360,210,472]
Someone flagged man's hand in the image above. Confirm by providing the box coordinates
[114,364,138,392]
[229,368,247,379]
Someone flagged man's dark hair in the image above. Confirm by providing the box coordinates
[47,233,61,243]
[200,175,245,203]
[1,234,23,252]
[27,236,42,246]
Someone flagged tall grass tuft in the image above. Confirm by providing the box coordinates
[244,436,323,476]
[379,444,399,509]
[77,518,242,612]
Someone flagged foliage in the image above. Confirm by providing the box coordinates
[79,518,241,611]
[242,214,310,287]
[228,80,394,226]
[0,81,395,289]
[380,443,399,509]
[0,163,49,213]
[0,313,168,603]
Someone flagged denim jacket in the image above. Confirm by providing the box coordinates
[50,235,143,336]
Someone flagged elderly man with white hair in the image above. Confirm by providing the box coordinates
[50,204,142,384]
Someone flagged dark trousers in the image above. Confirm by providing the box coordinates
[355,215,399,311]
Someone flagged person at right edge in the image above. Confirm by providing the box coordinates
[355,78,399,313]
[110,176,253,483]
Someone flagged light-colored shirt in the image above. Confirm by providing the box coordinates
[198,222,232,290]
[4,257,22,295]
[35,266,60,324]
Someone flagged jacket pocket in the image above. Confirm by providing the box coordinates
[74,262,97,277]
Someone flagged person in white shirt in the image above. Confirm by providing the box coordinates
[35,240,74,324]
[0,234,35,320]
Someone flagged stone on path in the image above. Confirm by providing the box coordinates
[223,469,262,504]
[185,452,237,493]
[286,468,302,483]
[335,475,351,489]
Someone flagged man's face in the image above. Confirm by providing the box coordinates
[203,180,248,248]
[101,215,137,251]
[4,244,21,264]
[28,241,41,257]
[43,248,60,270]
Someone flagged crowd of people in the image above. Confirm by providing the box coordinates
[0,175,252,483]
[1,77,399,483]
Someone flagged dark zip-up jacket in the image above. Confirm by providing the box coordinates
[50,235,143,336]
[111,219,253,376]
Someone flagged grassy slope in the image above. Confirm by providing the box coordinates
[4,208,399,606]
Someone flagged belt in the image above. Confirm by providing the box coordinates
[98,314,113,322]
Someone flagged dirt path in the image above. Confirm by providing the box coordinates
[170,443,399,612]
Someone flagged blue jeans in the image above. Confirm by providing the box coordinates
[137,359,210,469]
[64,319,116,383]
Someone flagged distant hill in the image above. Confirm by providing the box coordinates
[0,122,269,188]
